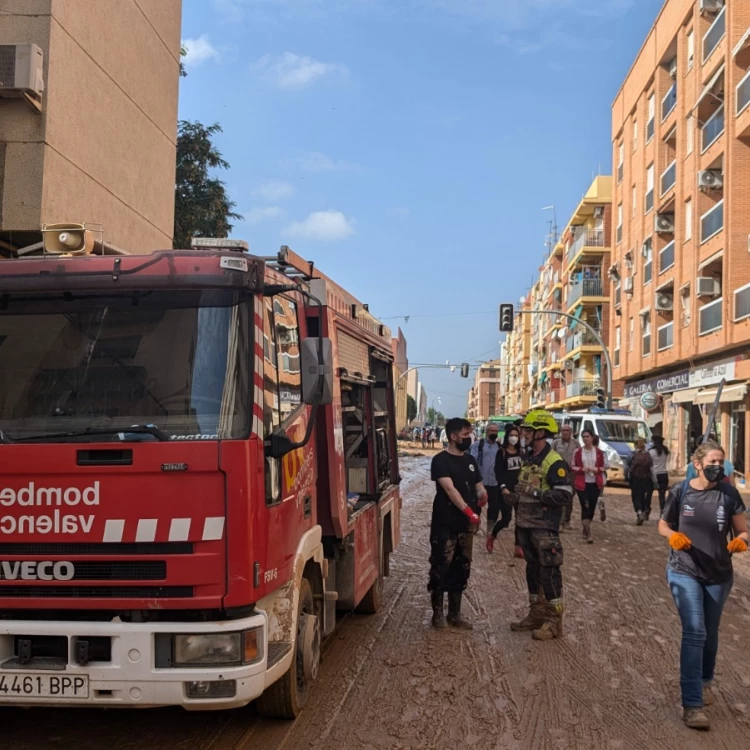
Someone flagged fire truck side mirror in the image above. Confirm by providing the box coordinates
[301,338,334,406]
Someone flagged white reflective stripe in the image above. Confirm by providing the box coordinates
[135,519,158,543]
[103,519,125,543]
[169,518,191,542]
[203,517,225,541]
[252,414,262,437]
[255,354,263,375]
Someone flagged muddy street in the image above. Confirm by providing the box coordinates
[3,455,750,749]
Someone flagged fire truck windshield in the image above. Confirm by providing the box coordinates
[0,290,252,442]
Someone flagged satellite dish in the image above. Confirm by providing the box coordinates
[558,327,567,339]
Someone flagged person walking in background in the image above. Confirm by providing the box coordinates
[627,438,654,525]
[592,434,609,522]
[658,441,748,730]
[429,418,488,630]
[552,424,578,531]
[570,429,605,544]
[470,423,502,537]
[650,434,670,513]
[487,425,523,553]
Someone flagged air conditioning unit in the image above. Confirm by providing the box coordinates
[655,213,675,234]
[623,277,634,293]
[668,58,678,79]
[593,206,605,219]
[698,170,723,189]
[696,276,721,297]
[655,293,674,311]
[700,0,724,13]
[0,44,44,100]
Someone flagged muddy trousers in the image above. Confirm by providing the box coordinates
[428,530,474,593]
[516,528,563,602]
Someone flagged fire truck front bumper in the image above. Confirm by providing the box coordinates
[0,612,271,710]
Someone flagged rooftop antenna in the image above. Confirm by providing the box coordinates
[542,205,558,257]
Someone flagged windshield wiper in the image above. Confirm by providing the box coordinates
[14,424,170,443]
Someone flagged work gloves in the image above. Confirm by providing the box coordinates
[727,538,748,554]
[669,532,692,551]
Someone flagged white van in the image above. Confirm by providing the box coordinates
[558,411,652,482]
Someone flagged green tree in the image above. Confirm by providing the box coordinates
[174,121,242,249]
[427,407,445,426]
[407,395,417,423]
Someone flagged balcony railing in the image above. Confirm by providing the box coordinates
[661,83,677,121]
[660,160,676,196]
[567,228,607,266]
[568,278,604,307]
[566,329,602,352]
[657,321,674,351]
[703,6,725,63]
[701,200,724,243]
[566,378,601,399]
[738,69,750,116]
[699,297,723,335]
[660,240,675,273]
[702,105,724,152]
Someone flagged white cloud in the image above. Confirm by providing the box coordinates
[252,52,347,90]
[245,206,285,225]
[252,180,295,201]
[285,211,355,241]
[181,36,220,67]
[293,151,359,172]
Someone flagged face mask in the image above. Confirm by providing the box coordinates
[703,464,725,483]
[508,436,519,446]
[488,433,498,442]
[457,437,472,452]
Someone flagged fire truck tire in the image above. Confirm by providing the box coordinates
[356,571,383,614]
[257,578,318,720]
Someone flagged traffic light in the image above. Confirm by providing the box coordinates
[460,363,470,378]
[595,387,606,409]
[499,303,514,332]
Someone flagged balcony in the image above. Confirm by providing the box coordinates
[566,328,602,353]
[568,278,604,308]
[701,200,724,243]
[657,321,674,351]
[659,241,675,274]
[699,297,723,335]
[703,6,725,63]
[660,160,676,196]
[739,69,750,116]
[567,229,607,266]
[661,83,677,121]
[701,105,724,152]
[566,378,601,399]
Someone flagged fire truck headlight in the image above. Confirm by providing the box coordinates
[173,633,242,667]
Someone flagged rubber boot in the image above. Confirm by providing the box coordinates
[532,600,564,641]
[431,592,447,629]
[682,708,710,730]
[583,518,593,544]
[510,596,546,632]
[446,590,473,630]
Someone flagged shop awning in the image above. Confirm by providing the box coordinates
[572,306,583,320]
[671,387,702,404]
[694,382,749,405]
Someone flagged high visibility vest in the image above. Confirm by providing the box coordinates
[516,449,567,530]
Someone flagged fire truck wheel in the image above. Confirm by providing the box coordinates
[356,571,383,615]
[256,578,318,719]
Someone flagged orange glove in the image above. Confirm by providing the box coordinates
[669,532,692,551]
[728,538,748,554]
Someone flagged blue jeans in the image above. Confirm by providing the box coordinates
[667,570,733,707]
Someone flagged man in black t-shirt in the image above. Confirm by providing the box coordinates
[429,417,488,629]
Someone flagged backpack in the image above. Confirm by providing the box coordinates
[673,479,737,541]
[629,450,652,479]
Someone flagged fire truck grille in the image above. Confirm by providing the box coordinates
[0,586,192,599]
[1,561,169,581]
[0,543,192,556]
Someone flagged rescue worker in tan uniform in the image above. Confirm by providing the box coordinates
[510,410,572,640]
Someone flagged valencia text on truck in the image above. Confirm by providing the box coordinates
[0,233,401,718]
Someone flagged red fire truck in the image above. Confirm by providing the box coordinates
[0,232,400,717]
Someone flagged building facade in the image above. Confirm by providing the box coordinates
[406,369,428,425]
[0,0,182,254]
[611,0,750,475]
[391,328,409,431]
[466,358,502,421]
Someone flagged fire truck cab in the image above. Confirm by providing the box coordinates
[0,233,400,718]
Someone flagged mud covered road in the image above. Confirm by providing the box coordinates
[4,456,750,749]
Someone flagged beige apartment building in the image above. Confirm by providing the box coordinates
[391,328,409,431]
[611,0,750,475]
[467,359,502,421]
[504,302,532,416]
[0,0,182,254]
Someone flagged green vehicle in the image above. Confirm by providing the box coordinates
[479,415,521,438]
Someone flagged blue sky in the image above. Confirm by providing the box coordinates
[180,0,663,418]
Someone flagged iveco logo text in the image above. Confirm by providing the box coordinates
[0,561,74,581]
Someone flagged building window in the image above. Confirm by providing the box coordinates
[645,164,654,212]
[617,143,624,183]
[632,185,637,218]
[734,283,750,322]
[614,326,621,367]
[633,119,638,151]
[643,237,653,284]
[647,93,655,142]
[686,114,694,155]
[687,28,694,70]
[617,203,623,244]
[681,286,691,327]
[642,312,651,356]
[628,317,634,351]
[685,198,692,241]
